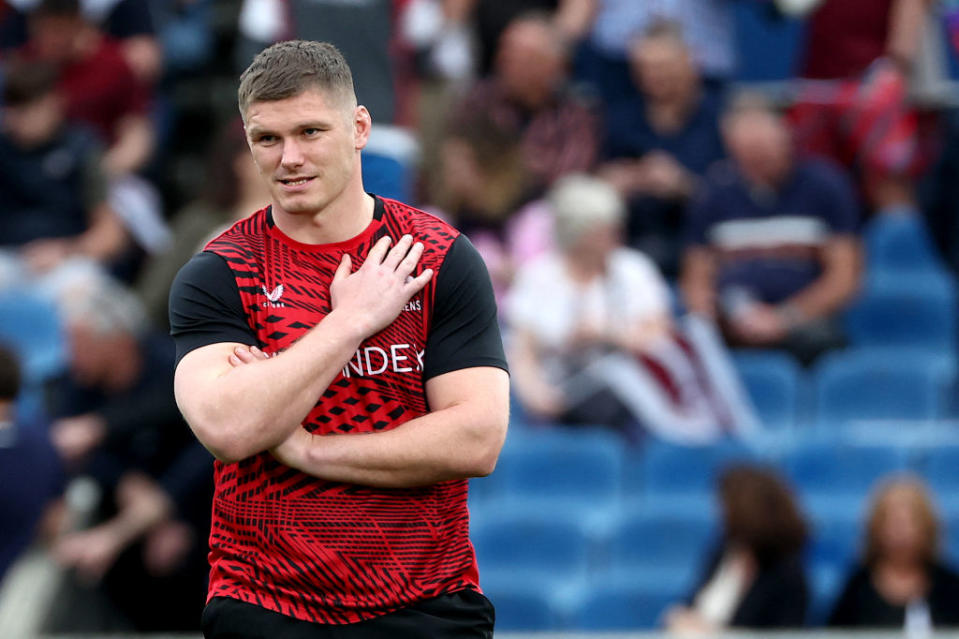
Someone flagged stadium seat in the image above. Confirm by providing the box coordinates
[477,583,555,631]
[732,350,804,429]
[625,439,756,512]
[571,581,680,630]
[844,281,957,352]
[472,513,591,583]
[806,562,846,626]
[607,510,715,593]
[361,125,418,203]
[812,348,945,427]
[0,290,66,382]
[783,440,908,501]
[919,445,959,508]
[490,427,625,511]
[864,213,950,276]
[733,1,806,83]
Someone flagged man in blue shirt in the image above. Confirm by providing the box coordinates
[680,95,862,364]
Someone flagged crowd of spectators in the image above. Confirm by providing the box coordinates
[2,0,959,634]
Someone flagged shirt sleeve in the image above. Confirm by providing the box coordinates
[169,251,257,365]
[423,234,508,380]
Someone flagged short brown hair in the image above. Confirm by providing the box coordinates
[2,59,58,107]
[864,476,940,567]
[237,40,355,118]
[719,464,808,565]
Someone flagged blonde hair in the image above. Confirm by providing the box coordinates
[548,174,625,249]
[864,476,940,567]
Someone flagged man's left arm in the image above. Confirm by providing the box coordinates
[272,366,508,487]
[268,233,509,487]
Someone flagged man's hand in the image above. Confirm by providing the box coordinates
[51,414,106,465]
[729,302,789,345]
[331,234,434,338]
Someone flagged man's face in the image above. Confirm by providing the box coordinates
[30,15,83,63]
[244,88,369,217]
[725,110,792,184]
[3,93,62,148]
[631,35,696,103]
[495,20,565,109]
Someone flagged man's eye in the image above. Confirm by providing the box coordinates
[304,128,320,136]
[258,135,277,144]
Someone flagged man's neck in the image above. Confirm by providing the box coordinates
[273,188,375,246]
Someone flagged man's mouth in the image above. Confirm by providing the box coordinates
[279,177,314,186]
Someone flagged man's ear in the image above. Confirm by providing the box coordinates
[353,105,372,151]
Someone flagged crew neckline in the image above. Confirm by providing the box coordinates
[265,195,385,252]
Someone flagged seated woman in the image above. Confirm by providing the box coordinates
[506,174,757,444]
[828,477,959,631]
[665,465,809,633]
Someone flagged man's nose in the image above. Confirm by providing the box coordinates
[281,138,305,167]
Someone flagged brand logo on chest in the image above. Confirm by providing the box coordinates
[262,284,285,308]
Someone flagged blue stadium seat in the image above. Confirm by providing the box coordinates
[732,350,804,429]
[812,348,945,427]
[361,125,418,203]
[571,582,680,630]
[607,511,715,593]
[783,440,908,501]
[919,445,959,507]
[844,282,957,352]
[472,513,591,583]
[864,214,950,276]
[478,583,555,631]
[625,440,756,512]
[490,427,625,510]
[0,290,66,382]
[807,562,846,626]
[733,2,806,83]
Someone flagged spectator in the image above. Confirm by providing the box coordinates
[0,344,63,582]
[665,464,809,633]
[579,0,740,104]
[507,174,757,444]
[681,94,862,365]
[446,11,599,195]
[599,20,726,276]
[17,0,169,268]
[829,477,959,630]
[0,59,127,282]
[135,119,269,328]
[790,0,936,217]
[40,270,210,632]
[1,0,162,84]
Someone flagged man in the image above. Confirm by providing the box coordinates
[169,41,509,638]
[599,20,726,276]
[0,58,127,276]
[445,11,598,194]
[681,95,862,365]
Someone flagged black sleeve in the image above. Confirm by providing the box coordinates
[169,251,257,365]
[423,234,508,380]
[826,567,869,627]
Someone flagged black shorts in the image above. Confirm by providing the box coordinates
[201,590,495,639]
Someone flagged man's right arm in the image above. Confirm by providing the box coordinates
[171,234,431,464]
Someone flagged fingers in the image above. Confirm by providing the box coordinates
[397,240,424,278]
[382,234,414,270]
[230,345,270,367]
[365,235,393,266]
[403,268,433,296]
[333,253,352,284]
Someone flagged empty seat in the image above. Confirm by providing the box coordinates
[625,439,755,511]
[472,513,591,583]
[608,511,715,592]
[491,427,624,509]
[0,290,66,382]
[864,214,949,276]
[571,581,680,630]
[812,348,944,426]
[844,282,957,351]
[732,350,804,429]
[784,440,908,500]
[478,583,555,631]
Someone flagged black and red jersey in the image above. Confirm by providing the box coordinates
[168,196,506,625]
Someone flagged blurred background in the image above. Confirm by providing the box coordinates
[5,0,959,636]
